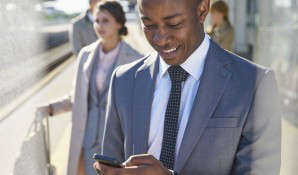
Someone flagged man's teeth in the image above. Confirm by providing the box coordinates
[163,47,177,53]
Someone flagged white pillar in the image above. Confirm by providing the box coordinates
[226,0,235,25]
[233,0,248,53]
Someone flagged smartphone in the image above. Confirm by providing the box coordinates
[93,154,123,168]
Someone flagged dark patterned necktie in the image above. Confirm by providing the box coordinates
[160,65,189,170]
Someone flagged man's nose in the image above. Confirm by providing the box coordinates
[153,28,169,47]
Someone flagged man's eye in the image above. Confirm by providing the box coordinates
[95,19,99,23]
[167,23,182,28]
[144,24,156,30]
[144,25,158,30]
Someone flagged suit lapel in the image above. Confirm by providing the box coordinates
[132,52,159,154]
[83,42,100,82]
[175,42,232,172]
[97,42,131,98]
[113,41,128,68]
[99,42,126,95]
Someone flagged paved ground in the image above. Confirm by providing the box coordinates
[0,57,74,175]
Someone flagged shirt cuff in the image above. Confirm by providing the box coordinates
[168,169,179,175]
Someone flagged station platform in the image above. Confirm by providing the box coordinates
[0,22,152,175]
[0,22,297,175]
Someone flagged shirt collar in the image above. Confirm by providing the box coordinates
[99,41,121,59]
[159,34,210,80]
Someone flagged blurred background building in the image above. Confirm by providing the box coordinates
[212,0,298,174]
[0,0,140,118]
[210,0,298,125]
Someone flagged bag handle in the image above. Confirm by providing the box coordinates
[35,111,52,175]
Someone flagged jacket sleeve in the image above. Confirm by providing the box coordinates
[232,70,281,175]
[49,95,72,116]
[49,49,87,116]
[101,67,125,162]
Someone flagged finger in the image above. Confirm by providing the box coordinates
[93,162,100,171]
[124,154,158,167]
[93,162,102,175]
[123,164,161,175]
[98,163,122,175]
[95,169,101,175]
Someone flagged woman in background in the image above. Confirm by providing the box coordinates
[36,1,142,175]
[208,0,234,51]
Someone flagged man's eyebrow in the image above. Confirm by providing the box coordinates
[163,13,183,20]
[141,16,151,21]
[141,13,183,21]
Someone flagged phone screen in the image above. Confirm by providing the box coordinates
[93,154,123,168]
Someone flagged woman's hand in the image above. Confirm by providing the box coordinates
[36,104,52,117]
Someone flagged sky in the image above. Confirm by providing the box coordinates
[54,0,89,14]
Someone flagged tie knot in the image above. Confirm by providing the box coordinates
[168,66,189,83]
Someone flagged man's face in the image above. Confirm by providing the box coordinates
[139,0,207,65]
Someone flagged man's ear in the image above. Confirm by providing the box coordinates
[197,0,210,24]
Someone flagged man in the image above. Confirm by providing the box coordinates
[94,0,281,174]
[70,0,100,55]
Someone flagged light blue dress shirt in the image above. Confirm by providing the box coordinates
[148,34,211,160]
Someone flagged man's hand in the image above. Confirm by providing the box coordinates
[93,154,172,175]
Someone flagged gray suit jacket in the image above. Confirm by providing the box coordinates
[102,41,281,175]
[70,10,97,55]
